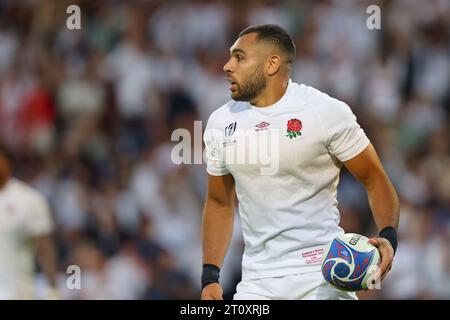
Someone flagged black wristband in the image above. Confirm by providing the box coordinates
[379,226,398,254]
[201,264,220,289]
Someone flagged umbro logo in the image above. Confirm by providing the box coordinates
[255,121,270,131]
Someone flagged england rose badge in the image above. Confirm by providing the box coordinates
[286,118,302,139]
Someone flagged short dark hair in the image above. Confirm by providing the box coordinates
[239,24,296,64]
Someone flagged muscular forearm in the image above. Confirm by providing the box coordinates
[202,200,235,268]
[365,171,400,231]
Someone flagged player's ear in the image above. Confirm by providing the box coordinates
[266,54,281,76]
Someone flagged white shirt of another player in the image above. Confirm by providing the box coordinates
[0,178,54,299]
[204,80,370,280]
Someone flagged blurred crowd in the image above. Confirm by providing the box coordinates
[0,0,449,299]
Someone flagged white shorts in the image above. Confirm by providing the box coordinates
[233,271,358,300]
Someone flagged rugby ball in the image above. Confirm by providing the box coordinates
[321,233,380,291]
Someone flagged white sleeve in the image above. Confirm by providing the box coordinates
[26,192,55,236]
[203,114,229,176]
[321,99,370,162]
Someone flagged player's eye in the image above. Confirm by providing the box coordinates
[236,55,244,61]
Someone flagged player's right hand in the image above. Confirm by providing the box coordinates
[201,283,223,300]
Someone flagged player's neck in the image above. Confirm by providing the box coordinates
[250,79,289,108]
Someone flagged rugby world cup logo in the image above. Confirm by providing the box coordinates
[225,122,237,137]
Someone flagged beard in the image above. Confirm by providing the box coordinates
[231,66,267,102]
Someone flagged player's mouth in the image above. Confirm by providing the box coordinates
[227,78,238,92]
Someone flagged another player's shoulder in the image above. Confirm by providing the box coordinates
[206,100,248,128]
[8,178,47,203]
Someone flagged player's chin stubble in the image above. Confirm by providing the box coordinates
[231,66,266,102]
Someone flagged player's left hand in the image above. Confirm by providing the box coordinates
[368,237,394,282]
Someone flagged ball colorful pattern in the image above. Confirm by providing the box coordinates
[321,233,380,292]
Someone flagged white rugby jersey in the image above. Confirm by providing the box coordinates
[204,80,370,280]
[0,178,54,299]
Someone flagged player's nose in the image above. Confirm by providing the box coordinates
[223,59,233,74]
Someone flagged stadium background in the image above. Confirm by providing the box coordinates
[0,0,449,299]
